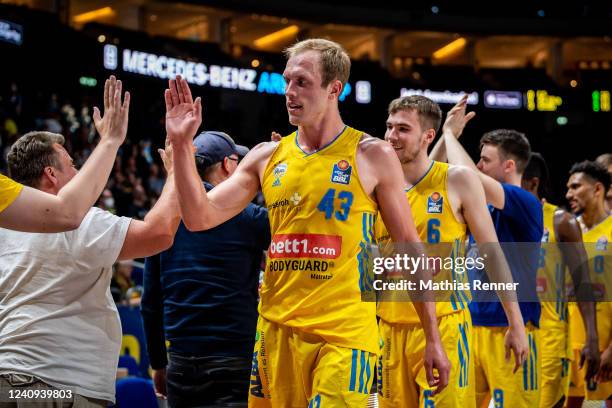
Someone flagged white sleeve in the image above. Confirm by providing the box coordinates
[69,207,132,269]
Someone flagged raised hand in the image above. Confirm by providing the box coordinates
[504,325,529,373]
[93,75,130,144]
[165,75,202,144]
[442,94,476,139]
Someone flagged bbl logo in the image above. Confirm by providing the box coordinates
[272,162,287,187]
[427,192,443,213]
[331,160,352,185]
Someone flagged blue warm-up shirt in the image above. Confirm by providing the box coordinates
[141,183,270,369]
[468,183,543,327]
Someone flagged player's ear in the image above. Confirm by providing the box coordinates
[594,181,606,197]
[329,80,342,100]
[425,129,436,144]
[504,158,516,174]
[42,166,59,187]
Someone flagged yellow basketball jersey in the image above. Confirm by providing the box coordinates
[569,214,612,350]
[376,161,469,324]
[260,126,379,354]
[580,214,612,302]
[538,202,569,325]
[0,174,23,213]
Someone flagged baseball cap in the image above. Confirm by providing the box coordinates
[193,131,249,168]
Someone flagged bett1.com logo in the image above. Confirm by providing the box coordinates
[269,234,342,259]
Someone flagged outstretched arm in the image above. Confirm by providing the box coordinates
[368,140,450,395]
[168,76,273,231]
[118,139,181,260]
[452,166,528,372]
[0,76,129,233]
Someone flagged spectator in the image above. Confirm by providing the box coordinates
[141,131,270,407]
[0,87,180,406]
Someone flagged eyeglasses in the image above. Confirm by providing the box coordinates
[227,156,239,162]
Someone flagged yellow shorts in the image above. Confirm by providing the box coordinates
[538,320,570,407]
[568,302,612,400]
[377,309,475,408]
[248,316,376,408]
[473,325,541,408]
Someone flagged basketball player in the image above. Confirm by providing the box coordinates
[375,95,528,407]
[170,39,449,407]
[565,160,612,407]
[431,96,544,407]
[522,153,600,408]
[0,76,129,233]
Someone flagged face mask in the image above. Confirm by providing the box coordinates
[104,198,115,208]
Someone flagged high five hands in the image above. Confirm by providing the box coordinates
[165,75,202,144]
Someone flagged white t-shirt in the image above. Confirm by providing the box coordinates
[0,207,131,403]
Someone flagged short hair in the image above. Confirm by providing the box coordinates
[479,129,531,174]
[284,38,351,87]
[523,152,551,198]
[8,131,65,188]
[595,153,612,168]
[569,160,611,194]
[387,95,442,133]
[195,156,221,183]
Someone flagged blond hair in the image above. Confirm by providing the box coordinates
[284,38,351,87]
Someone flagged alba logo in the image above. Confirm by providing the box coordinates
[337,160,350,171]
[430,192,441,202]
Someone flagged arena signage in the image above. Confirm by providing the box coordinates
[526,90,563,112]
[483,91,522,109]
[102,45,359,102]
[592,90,611,112]
[0,19,23,46]
[400,88,479,105]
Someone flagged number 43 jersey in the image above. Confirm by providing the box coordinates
[261,126,379,354]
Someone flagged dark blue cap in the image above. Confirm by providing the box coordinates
[193,131,249,168]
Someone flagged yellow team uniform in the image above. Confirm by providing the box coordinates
[249,126,378,407]
[568,214,612,401]
[536,202,572,407]
[375,161,474,408]
[0,174,23,213]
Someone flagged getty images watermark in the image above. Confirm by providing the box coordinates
[371,253,519,292]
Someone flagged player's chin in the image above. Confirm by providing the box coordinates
[287,114,302,126]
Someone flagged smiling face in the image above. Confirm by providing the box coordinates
[385,109,433,164]
[50,143,78,190]
[283,50,341,127]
